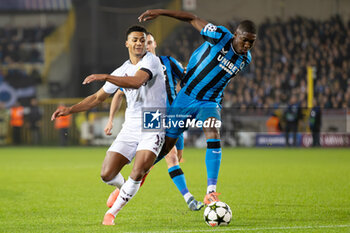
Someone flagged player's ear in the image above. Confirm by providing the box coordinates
[125,41,128,48]
[234,29,238,38]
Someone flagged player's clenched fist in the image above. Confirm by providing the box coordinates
[82,74,108,85]
[104,120,113,136]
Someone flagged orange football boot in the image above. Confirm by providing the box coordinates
[203,192,221,205]
[102,213,115,225]
[106,188,120,208]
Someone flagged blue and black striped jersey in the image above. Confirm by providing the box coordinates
[182,23,252,104]
[159,56,185,105]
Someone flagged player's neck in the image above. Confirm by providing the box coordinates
[129,52,146,65]
[232,42,246,55]
[129,56,141,65]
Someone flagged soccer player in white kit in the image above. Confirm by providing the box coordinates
[103,32,204,211]
[51,25,167,225]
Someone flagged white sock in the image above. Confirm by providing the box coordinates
[184,193,193,203]
[103,173,125,189]
[207,185,216,194]
[107,177,141,216]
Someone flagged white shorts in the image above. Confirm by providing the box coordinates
[107,120,165,162]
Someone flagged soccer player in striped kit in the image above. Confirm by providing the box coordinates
[139,9,257,205]
[104,32,204,211]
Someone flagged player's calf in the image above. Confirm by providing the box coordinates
[130,151,156,181]
[106,177,141,219]
[106,170,151,208]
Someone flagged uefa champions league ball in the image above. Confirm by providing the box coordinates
[203,201,232,227]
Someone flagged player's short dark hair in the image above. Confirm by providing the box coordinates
[125,25,147,39]
[146,31,154,37]
[237,20,257,34]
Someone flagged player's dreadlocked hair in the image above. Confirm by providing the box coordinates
[125,25,147,39]
[237,20,257,34]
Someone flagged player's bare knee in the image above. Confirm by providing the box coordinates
[203,127,220,139]
[129,168,146,181]
[100,173,111,182]
[165,152,178,167]
[100,169,115,182]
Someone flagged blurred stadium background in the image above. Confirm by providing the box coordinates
[0,0,349,147]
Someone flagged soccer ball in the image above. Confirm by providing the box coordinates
[203,201,232,227]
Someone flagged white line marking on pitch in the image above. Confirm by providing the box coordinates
[128,224,350,233]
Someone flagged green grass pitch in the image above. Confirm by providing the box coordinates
[0,147,350,232]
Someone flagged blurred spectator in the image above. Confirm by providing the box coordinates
[0,45,3,62]
[0,102,9,145]
[309,99,322,147]
[28,45,42,63]
[26,98,43,145]
[28,67,42,85]
[10,101,24,145]
[283,95,302,146]
[54,104,72,146]
[266,112,282,134]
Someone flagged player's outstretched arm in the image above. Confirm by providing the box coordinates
[83,69,150,89]
[51,88,110,121]
[138,9,208,32]
[104,89,124,136]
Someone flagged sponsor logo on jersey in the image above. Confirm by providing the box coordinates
[217,55,245,76]
[221,48,228,55]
